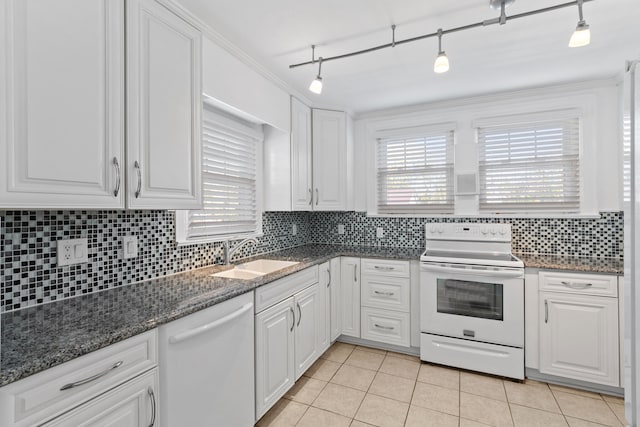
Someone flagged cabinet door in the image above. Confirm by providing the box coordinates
[291,97,313,211]
[126,0,202,209]
[340,257,361,338]
[330,257,342,341]
[43,369,158,427]
[0,0,125,209]
[319,262,331,353]
[255,297,295,419]
[294,283,322,379]
[312,109,347,211]
[540,292,619,386]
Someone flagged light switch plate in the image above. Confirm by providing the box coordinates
[57,238,88,266]
[376,227,384,238]
[122,236,138,259]
[337,224,345,235]
[292,224,297,236]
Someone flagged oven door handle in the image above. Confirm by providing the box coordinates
[421,264,523,278]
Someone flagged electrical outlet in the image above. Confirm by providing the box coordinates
[122,236,138,259]
[376,227,384,238]
[337,224,345,235]
[292,224,297,236]
[57,238,88,266]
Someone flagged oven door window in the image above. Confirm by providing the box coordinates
[436,278,503,320]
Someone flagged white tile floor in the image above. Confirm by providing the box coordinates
[256,342,626,427]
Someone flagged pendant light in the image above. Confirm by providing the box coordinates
[309,57,323,94]
[568,0,590,47]
[433,29,450,74]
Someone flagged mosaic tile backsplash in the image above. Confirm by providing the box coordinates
[0,210,622,313]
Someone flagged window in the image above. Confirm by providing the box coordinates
[478,117,580,213]
[176,105,263,243]
[376,128,454,214]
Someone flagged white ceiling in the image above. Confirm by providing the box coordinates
[175,0,640,115]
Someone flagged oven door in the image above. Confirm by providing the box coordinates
[420,262,524,347]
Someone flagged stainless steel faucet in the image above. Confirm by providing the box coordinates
[223,238,258,265]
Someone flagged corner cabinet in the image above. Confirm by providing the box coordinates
[340,257,361,338]
[0,0,202,210]
[311,109,348,210]
[291,98,313,210]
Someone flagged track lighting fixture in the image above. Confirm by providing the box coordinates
[433,29,450,74]
[309,56,323,94]
[568,0,591,47]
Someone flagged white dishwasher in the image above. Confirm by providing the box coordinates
[159,291,255,427]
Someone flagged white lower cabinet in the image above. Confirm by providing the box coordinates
[43,369,158,427]
[328,258,342,342]
[340,257,361,338]
[255,267,324,420]
[538,271,620,387]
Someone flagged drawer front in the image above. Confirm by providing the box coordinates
[361,307,410,347]
[361,275,410,312]
[539,271,617,297]
[0,330,157,427]
[255,266,319,313]
[361,259,410,278]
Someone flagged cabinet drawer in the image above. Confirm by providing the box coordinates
[0,330,157,427]
[361,275,410,312]
[255,266,319,313]
[539,271,617,297]
[361,307,410,347]
[361,259,410,278]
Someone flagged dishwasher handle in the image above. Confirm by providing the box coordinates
[169,302,253,344]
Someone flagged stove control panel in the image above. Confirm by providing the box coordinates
[425,222,512,242]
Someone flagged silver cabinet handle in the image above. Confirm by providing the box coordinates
[374,266,395,271]
[308,188,313,206]
[134,161,142,198]
[374,290,395,296]
[544,300,549,323]
[327,268,331,288]
[112,157,121,197]
[297,302,302,326]
[60,361,123,390]
[148,386,156,427]
[290,307,295,331]
[315,188,319,206]
[354,264,357,282]
[560,281,593,289]
[374,324,394,330]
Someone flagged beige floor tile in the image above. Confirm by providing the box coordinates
[601,394,624,405]
[460,392,513,427]
[510,404,568,427]
[331,364,377,391]
[379,355,421,380]
[354,394,409,427]
[606,402,627,425]
[345,348,386,371]
[304,358,341,381]
[504,380,561,413]
[411,381,460,416]
[368,372,416,403]
[550,384,603,400]
[417,363,460,390]
[284,377,327,405]
[385,352,421,362]
[350,421,376,427]
[460,419,493,427]
[565,417,615,427]
[554,391,622,426]
[257,399,308,427]
[404,405,459,427]
[312,383,366,418]
[296,407,352,427]
[461,372,507,402]
[356,345,387,355]
[321,342,356,363]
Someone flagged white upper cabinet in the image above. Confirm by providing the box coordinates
[312,109,348,211]
[291,98,313,210]
[126,0,202,209]
[0,0,125,209]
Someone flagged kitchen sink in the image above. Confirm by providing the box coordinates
[211,259,299,280]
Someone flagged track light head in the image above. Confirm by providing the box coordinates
[569,0,590,47]
[309,56,323,94]
[434,29,450,74]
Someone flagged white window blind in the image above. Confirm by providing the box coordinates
[179,106,263,242]
[478,118,580,213]
[376,130,454,214]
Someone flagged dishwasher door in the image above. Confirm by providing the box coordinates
[159,291,254,427]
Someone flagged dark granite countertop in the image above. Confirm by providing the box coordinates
[517,253,623,275]
[0,244,423,387]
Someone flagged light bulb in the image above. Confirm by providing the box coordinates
[434,52,450,74]
[309,76,323,94]
[569,21,590,47]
